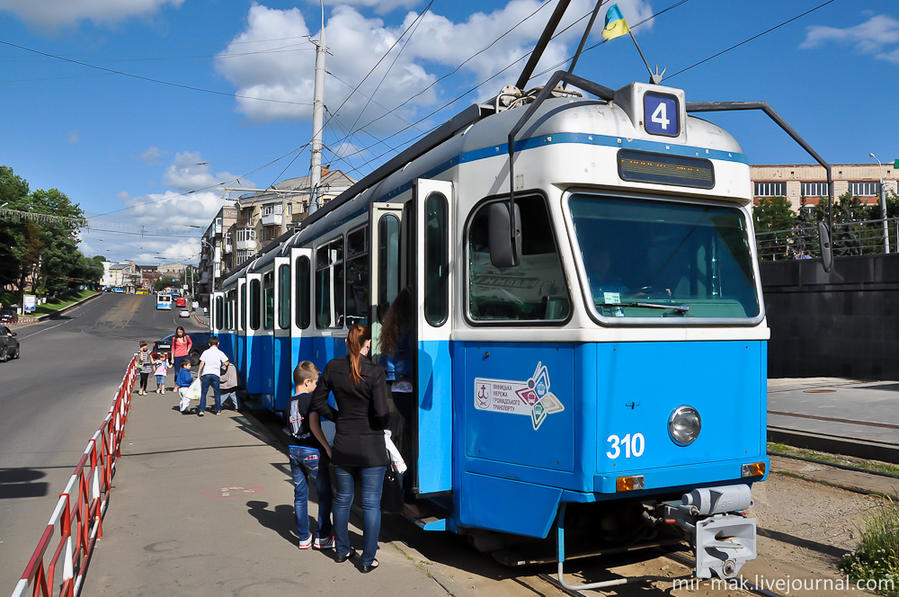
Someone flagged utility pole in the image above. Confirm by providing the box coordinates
[308,0,326,215]
[870,152,890,254]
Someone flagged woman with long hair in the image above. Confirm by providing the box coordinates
[170,326,192,387]
[310,325,390,573]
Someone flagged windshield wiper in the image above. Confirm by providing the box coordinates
[596,301,690,314]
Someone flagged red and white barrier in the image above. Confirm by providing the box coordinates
[10,357,137,597]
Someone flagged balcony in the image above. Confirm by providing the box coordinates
[223,241,233,253]
[260,213,282,226]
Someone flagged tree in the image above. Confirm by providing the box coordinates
[753,196,796,260]
[0,166,103,303]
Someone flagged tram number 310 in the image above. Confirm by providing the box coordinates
[606,433,646,459]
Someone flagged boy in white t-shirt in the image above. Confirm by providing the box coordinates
[197,336,229,417]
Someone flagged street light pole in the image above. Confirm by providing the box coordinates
[869,152,889,254]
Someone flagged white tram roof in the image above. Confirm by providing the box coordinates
[222,81,748,283]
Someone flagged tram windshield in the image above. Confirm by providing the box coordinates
[568,194,760,321]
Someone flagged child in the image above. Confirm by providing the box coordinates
[153,353,168,394]
[137,341,153,396]
[176,359,194,414]
[288,361,333,550]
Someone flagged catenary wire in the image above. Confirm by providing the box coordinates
[665,0,838,80]
[0,39,312,107]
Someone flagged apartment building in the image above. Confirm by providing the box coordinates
[751,163,898,212]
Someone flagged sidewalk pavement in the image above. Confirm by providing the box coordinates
[767,377,899,462]
[85,390,462,597]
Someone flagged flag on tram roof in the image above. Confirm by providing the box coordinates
[602,4,630,41]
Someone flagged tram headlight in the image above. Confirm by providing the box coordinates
[668,405,701,446]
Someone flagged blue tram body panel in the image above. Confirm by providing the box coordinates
[272,336,292,413]
[452,340,768,538]
[218,332,235,365]
[245,335,271,396]
[416,340,453,495]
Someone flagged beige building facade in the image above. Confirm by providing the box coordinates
[751,163,898,212]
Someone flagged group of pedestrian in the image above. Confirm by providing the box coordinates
[289,290,416,574]
[134,295,415,574]
[137,326,240,415]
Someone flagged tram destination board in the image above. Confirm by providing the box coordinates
[617,149,715,189]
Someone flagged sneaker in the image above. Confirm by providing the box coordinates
[197,411,204,417]
[298,535,313,550]
[313,536,334,550]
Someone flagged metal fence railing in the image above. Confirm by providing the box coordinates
[756,217,899,261]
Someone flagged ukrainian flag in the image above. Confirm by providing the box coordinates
[602,4,630,40]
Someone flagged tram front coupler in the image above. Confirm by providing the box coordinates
[663,484,757,580]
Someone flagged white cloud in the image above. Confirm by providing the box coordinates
[800,14,899,61]
[162,151,239,192]
[216,1,653,132]
[0,0,184,29]
[141,146,163,166]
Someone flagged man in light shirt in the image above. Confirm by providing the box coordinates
[197,336,229,417]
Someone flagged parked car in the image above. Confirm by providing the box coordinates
[0,325,20,361]
[153,331,210,366]
[0,308,17,324]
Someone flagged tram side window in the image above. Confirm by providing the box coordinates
[345,227,369,326]
[468,196,570,322]
[315,238,345,328]
[249,279,261,330]
[425,192,448,326]
[215,296,224,330]
[226,290,236,330]
[295,256,310,329]
[240,283,246,330]
[263,272,274,330]
[278,264,290,329]
[377,215,400,318]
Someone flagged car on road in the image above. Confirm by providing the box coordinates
[178,310,190,318]
[153,331,210,366]
[0,325,20,361]
[0,308,17,324]
[175,297,187,308]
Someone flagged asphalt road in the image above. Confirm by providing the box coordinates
[0,294,206,590]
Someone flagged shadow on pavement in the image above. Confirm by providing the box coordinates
[0,467,49,499]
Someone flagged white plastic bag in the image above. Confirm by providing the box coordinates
[186,378,201,401]
[384,430,406,474]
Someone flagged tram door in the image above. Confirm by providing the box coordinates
[411,179,453,496]
[369,179,453,499]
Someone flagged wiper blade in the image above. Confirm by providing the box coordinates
[596,301,690,314]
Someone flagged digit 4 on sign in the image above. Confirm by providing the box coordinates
[643,91,679,137]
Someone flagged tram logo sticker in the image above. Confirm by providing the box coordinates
[473,362,564,430]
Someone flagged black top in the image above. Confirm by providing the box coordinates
[310,355,390,467]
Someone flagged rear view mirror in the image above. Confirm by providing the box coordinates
[817,221,833,273]
[488,201,522,268]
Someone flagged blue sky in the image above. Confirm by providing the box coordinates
[0,0,896,263]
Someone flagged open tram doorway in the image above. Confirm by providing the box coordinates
[369,178,453,513]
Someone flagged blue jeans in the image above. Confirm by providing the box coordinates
[220,390,239,410]
[172,356,187,382]
[289,446,332,541]
[199,374,221,413]
[333,465,386,566]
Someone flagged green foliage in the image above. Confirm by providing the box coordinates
[841,497,899,596]
[0,165,102,303]
[154,275,179,291]
[753,196,795,234]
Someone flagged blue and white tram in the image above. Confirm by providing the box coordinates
[214,77,770,582]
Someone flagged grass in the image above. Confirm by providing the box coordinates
[841,497,899,596]
[23,289,97,317]
[767,442,899,477]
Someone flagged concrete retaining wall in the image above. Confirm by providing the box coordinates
[761,254,899,379]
